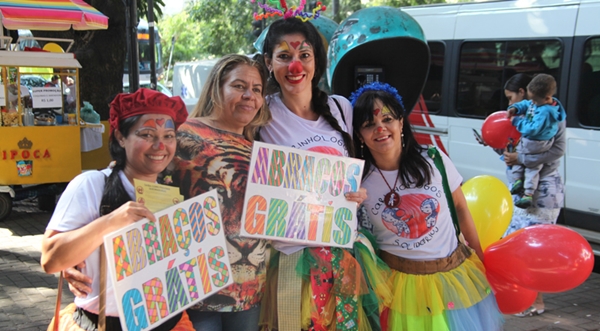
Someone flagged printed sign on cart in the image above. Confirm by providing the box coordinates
[31,87,62,108]
[241,142,364,248]
[103,189,232,331]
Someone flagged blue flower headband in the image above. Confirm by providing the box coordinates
[349,81,405,109]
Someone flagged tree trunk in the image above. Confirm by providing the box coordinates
[75,0,127,120]
[33,0,126,120]
[333,0,340,22]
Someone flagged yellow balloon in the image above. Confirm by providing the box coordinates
[43,42,64,53]
[461,175,513,250]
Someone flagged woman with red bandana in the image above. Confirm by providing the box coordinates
[256,17,381,331]
[41,89,193,331]
[59,55,273,331]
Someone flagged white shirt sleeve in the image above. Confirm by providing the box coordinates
[46,170,107,233]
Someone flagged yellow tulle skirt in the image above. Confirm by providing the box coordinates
[379,248,504,331]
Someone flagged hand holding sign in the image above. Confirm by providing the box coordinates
[241,142,364,248]
[103,190,232,331]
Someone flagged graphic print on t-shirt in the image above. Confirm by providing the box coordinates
[380,193,439,239]
[308,145,344,156]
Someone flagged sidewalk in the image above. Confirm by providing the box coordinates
[0,199,599,330]
[0,200,74,330]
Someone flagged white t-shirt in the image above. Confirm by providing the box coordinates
[360,149,462,260]
[261,93,353,157]
[260,93,354,254]
[46,168,133,316]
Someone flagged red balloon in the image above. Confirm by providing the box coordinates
[481,111,521,149]
[484,225,595,293]
[486,270,537,314]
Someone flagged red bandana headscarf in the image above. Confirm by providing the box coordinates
[109,88,187,135]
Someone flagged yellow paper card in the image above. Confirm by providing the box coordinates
[133,179,184,213]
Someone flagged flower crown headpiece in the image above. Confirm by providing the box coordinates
[251,0,327,22]
[349,81,405,109]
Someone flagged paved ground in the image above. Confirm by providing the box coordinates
[0,198,599,331]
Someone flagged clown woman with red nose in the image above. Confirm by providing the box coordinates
[254,4,386,330]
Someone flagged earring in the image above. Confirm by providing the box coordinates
[402,133,405,148]
[360,142,364,158]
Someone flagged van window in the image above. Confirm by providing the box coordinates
[457,40,563,118]
[422,42,444,113]
[578,37,600,128]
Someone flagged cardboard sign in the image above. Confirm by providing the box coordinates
[103,190,232,331]
[31,87,62,108]
[241,142,364,248]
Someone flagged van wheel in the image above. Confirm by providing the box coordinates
[37,194,57,212]
[0,193,12,222]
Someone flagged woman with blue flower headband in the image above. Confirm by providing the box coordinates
[351,82,504,331]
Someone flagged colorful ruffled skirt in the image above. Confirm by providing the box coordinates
[259,233,391,331]
[378,243,504,331]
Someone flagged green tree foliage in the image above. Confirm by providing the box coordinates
[176,0,445,59]
[158,12,204,63]
[137,0,165,19]
[187,0,256,57]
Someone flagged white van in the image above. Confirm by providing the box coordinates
[400,0,600,248]
[171,59,219,112]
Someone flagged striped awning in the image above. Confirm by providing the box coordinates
[0,0,108,31]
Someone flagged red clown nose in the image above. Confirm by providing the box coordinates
[289,61,302,74]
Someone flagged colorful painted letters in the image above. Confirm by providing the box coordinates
[104,191,232,331]
[242,142,364,248]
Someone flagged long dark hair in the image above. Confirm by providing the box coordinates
[352,90,432,187]
[101,116,141,214]
[261,17,354,157]
[504,73,532,93]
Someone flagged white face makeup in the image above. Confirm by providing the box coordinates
[266,33,315,97]
[119,114,177,182]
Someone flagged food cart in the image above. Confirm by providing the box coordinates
[0,44,104,220]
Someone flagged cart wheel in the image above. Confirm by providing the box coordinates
[0,193,12,222]
[37,194,57,212]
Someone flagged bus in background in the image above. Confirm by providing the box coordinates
[123,19,163,84]
[401,0,600,250]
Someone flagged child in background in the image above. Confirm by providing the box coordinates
[507,74,566,208]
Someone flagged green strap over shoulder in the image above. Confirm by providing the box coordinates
[427,146,461,238]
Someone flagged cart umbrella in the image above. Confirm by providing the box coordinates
[0,0,108,31]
